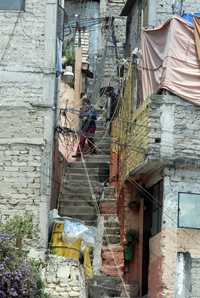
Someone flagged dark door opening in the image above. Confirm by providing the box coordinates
[141,180,163,296]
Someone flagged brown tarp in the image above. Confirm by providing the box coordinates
[141,16,200,105]
[194,16,200,62]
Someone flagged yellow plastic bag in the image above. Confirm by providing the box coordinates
[51,223,82,260]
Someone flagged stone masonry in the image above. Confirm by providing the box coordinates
[42,256,87,298]
[0,0,58,256]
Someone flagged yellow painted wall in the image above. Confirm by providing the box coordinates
[111,64,150,182]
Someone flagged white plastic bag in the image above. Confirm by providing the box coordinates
[62,219,88,243]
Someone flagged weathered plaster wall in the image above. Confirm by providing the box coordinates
[148,167,200,298]
[0,0,58,256]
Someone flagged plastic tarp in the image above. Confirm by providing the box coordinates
[181,13,200,25]
[141,16,200,105]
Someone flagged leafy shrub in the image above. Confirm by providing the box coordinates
[0,216,50,298]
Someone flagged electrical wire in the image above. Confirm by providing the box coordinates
[0,9,22,66]
[76,134,130,298]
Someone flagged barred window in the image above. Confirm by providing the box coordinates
[0,0,25,10]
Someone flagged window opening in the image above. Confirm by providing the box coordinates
[0,0,25,10]
[178,192,200,229]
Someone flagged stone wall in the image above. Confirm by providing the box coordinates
[0,0,58,255]
[42,256,87,298]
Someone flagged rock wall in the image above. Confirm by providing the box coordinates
[0,0,58,255]
[42,256,87,298]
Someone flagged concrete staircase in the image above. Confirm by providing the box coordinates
[58,119,111,226]
[58,117,139,298]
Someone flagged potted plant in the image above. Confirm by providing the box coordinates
[128,200,140,211]
[124,229,139,262]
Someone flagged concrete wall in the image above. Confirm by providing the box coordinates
[149,94,200,166]
[0,0,58,256]
[156,0,200,24]
[148,167,200,298]
[114,93,200,178]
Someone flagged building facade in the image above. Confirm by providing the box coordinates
[0,0,61,257]
[110,0,200,297]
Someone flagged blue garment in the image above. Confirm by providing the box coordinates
[80,105,97,131]
[181,13,200,25]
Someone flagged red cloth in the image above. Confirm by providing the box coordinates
[76,127,96,154]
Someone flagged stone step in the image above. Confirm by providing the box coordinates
[61,191,99,202]
[94,142,111,149]
[67,160,109,167]
[94,139,111,145]
[85,220,97,226]
[58,210,97,222]
[59,205,97,215]
[104,219,120,228]
[84,155,110,162]
[104,227,120,234]
[62,179,101,188]
[59,199,97,207]
[64,168,109,177]
[64,173,108,181]
[94,130,109,137]
[103,187,116,197]
[103,234,121,245]
[62,185,102,193]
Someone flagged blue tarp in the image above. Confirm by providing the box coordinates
[181,13,200,25]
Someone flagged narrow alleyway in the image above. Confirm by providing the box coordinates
[58,117,111,225]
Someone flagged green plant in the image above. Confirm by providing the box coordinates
[126,229,139,243]
[124,229,139,262]
[63,48,75,67]
[0,233,51,298]
[0,215,51,298]
[128,200,140,210]
[0,214,33,250]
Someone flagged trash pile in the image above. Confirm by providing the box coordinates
[49,210,97,279]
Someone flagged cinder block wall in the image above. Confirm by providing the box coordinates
[0,0,58,256]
